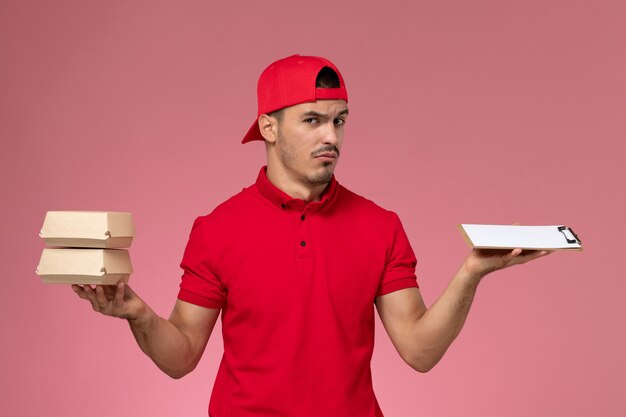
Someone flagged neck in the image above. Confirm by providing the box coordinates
[265,164,330,203]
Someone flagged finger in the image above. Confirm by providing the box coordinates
[95,285,109,306]
[82,284,96,301]
[531,249,553,259]
[511,249,552,265]
[72,285,87,298]
[113,282,125,307]
[124,283,137,299]
[80,284,103,311]
[103,285,117,299]
[521,249,551,258]
[72,285,95,301]
[502,249,523,269]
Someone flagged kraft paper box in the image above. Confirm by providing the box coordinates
[39,211,134,248]
[36,248,133,285]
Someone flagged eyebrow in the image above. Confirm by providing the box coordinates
[301,108,349,118]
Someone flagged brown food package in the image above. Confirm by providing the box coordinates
[36,248,133,285]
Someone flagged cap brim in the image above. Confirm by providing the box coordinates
[241,117,263,144]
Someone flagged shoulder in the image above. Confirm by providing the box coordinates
[191,185,256,229]
[337,184,399,221]
[333,184,410,254]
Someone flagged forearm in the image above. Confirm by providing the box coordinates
[390,249,551,372]
[408,263,483,372]
[73,283,210,379]
[128,305,200,379]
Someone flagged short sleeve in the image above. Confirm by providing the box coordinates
[376,212,419,297]
[177,216,227,309]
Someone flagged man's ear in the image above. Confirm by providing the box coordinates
[258,114,278,143]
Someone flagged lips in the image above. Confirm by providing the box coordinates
[315,153,337,159]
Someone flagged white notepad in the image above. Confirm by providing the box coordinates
[458,224,582,250]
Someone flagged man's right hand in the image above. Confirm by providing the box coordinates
[71,282,147,322]
[71,281,220,378]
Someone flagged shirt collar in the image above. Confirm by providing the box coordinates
[255,165,338,211]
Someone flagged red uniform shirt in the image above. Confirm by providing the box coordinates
[178,166,418,417]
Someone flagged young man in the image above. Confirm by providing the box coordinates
[72,54,551,416]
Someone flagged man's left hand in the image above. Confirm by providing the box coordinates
[462,248,553,282]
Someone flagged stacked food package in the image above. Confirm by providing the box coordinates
[36,211,134,285]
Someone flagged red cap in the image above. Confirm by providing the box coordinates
[241,54,348,144]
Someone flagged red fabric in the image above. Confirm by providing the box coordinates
[178,166,418,417]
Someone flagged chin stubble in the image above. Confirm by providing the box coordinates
[276,130,337,186]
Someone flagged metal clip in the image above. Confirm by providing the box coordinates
[558,226,581,245]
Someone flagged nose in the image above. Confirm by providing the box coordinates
[321,121,340,145]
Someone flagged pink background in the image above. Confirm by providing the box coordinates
[1,1,625,416]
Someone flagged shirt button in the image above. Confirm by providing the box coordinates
[281,204,286,209]
[300,215,305,221]
[300,240,306,247]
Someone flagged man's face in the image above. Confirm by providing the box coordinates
[271,99,348,186]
